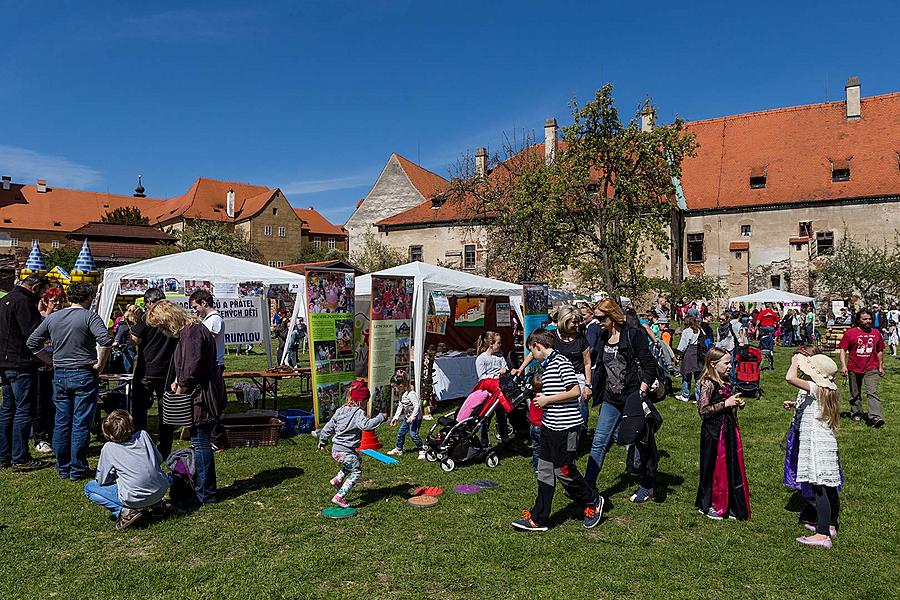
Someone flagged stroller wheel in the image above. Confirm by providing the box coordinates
[440,457,456,472]
[425,449,438,462]
[485,452,500,468]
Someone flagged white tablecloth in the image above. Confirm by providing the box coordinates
[433,355,478,401]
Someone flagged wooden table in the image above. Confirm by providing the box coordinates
[222,369,312,411]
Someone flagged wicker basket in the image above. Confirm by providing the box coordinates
[222,414,282,448]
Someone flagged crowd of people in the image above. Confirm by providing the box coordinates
[0,275,892,545]
[0,277,229,528]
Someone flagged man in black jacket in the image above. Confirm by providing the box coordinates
[0,274,51,471]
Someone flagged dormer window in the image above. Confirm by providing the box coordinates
[431,195,446,209]
[53,221,61,227]
[831,159,851,182]
[749,166,767,189]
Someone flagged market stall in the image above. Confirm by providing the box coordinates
[730,288,815,305]
[355,262,523,400]
[98,249,307,367]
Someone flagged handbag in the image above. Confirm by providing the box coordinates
[161,358,196,427]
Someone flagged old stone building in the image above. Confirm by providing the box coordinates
[0,175,345,269]
[356,78,900,299]
[345,153,449,254]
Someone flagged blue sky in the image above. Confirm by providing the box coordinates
[3,1,899,224]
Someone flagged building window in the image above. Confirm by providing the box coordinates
[740,225,752,237]
[32,239,39,246]
[313,237,321,249]
[278,226,286,237]
[687,233,704,263]
[409,245,423,262]
[749,175,766,189]
[10,238,18,247]
[51,240,60,249]
[268,261,275,267]
[799,221,813,237]
[831,166,850,182]
[816,231,834,255]
[463,244,476,269]
[771,274,781,289]
[275,261,285,268]
[272,207,278,216]
[264,225,273,236]
[327,238,336,250]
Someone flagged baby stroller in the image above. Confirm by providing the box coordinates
[734,345,763,398]
[424,374,532,472]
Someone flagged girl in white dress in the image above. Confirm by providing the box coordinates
[784,353,842,549]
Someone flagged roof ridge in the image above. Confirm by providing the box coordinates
[392,153,450,184]
[685,91,900,127]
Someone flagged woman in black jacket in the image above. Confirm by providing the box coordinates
[585,298,659,503]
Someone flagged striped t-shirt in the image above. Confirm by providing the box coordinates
[539,351,583,431]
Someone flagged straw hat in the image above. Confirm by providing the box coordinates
[797,354,838,390]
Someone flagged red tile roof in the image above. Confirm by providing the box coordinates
[68,222,176,240]
[393,153,450,199]
[377,143,560,227]
[144,177,276,224]
[292,207,347,237]
[0,183,167,233]
[680,92,900,210]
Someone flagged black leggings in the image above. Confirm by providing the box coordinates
[813,484,840,535]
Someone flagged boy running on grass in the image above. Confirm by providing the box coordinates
[512,328,604,532]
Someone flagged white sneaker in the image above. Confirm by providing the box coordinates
[417,450,427,460]
[387,448,403,456]
[34,441,52,454]
[675,394,687,403]
[423,414,434,421]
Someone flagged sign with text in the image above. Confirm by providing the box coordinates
[368,275,414,416]
[522,282,549,363]
[306,269,356,428]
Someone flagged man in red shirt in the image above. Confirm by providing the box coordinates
[756,303,779,337]
[838,309,886,428]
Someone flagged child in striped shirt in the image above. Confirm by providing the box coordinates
[511,328,604,532]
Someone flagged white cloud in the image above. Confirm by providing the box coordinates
[0,145,102,189]
[281,172,375,195]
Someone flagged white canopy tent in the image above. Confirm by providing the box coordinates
[356,262,523,397]
[730,288,815,304]
[98,249,307,366]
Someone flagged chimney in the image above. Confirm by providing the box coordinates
[36,179,47,193]
[641,101,656,132]
[1,176,10,191]
[544,118,558,165]
[845,76,861,120]
[475,147,488,177]
[226,189,235,218]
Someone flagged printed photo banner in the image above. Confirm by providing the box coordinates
[454,297,486,327]
[368,275,414,416]
[522,282,549,364]
[426,290,449,335]
[306,269,356,428]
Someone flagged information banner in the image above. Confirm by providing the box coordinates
[170,295,265,346]
[368,275,414,416]
[496,302,511,327]
[306,269,356,428]
[522,282,549,361]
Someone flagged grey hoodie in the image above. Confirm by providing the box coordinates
[318,405,385,454]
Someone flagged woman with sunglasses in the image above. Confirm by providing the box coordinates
[585,298,660,504]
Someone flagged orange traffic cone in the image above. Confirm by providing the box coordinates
[359,430,382,451]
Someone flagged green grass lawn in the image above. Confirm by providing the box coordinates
[2,345,899,599]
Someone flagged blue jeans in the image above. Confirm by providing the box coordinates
[585,401,623,487]
[0,369,38,464]
[84,480,122,518]
[53,368,99,479]
[396,417,423,450]
[681,372,700,401]
[529,424,541,470]
[191,424,217,503]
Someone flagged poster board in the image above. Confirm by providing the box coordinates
[306,269,356,428]
[522,282,549,363]
[426,290,449,335]
[454,297,486,327]
[368,275,414,416]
